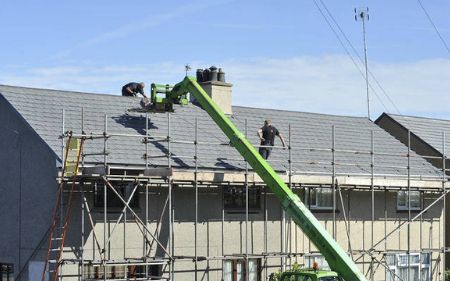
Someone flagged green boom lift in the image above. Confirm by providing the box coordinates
[150,77,368,281]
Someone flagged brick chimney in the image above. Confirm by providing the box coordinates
[194,66,233,115]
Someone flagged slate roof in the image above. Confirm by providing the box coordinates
[0,85,442,178]
[378,113,450,156]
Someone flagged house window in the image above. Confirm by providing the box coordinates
[94,182,139,210]
[223,259,261,281]
[397,191,422,211]
[385,252,431,281]
[306,187,333,210]
[128,264,162,279]
[223,185,261,212]
[0,263,13,281]
[83,264,161,280]
[83,265,125,279]
[304,254,330,270]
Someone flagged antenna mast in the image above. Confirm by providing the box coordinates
[355,7,370,120]
[184,64,192,77]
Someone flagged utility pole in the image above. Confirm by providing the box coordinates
[355,7,370,120]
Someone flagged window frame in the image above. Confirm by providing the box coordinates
[223,185,261,213]
[93,181,140,212]
[305,186,335,211]
[82,264,161,280]
[303,253,330,270]
[385,252,431,281]
[396,190,422,211]
[223,258,261,281]
[0,263,13,281]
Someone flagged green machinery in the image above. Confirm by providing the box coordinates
[271,267,343,281]
[150,83,188,111]
[151,76,368,281]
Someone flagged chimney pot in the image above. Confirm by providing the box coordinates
[196,69,204,82]
[218,68,225,82]
[192,66,233,114]
[209,66,218,81]
[203,69,210,81]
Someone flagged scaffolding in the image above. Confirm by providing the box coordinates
[50,107,450,281]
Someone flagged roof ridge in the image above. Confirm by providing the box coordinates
[1,84,372,119]
[388,113,450,123]
[0,84,126,98]
[233,105,370,120]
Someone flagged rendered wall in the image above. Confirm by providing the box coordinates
[59,186,444,281]
[0,96,58,280]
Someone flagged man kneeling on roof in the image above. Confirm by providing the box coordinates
[257,119,287,160]
[122,82,147,98]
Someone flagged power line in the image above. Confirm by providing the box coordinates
[417,0,450,55]
[311,0,391,114]
[318,0,402,115]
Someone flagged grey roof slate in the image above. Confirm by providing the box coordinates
[382,113,450,156]
[0,85,441,178]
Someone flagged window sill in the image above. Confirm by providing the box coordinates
[396,208,422,213]
[225,209,260,214]
[92,207,141,213]
[309,208,340,213]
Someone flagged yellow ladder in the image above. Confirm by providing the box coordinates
[64,138,81,176]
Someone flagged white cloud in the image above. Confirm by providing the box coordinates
[221,56,450,118]
[2,55,450,119]
[52,1,230,60]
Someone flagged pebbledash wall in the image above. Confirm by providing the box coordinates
[58,184,445,281]
[0,81,447,281]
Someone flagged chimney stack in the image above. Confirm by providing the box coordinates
[193,66,233,114]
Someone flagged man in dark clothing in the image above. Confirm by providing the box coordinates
[122,82,147,97]
[257,119,287,160]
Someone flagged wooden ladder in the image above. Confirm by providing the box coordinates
[41,136,84,281]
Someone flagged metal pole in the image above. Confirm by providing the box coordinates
[281,200,286,271]
[442,131,446,280]
[124,197,127,259]
[348,189,352,254]
[145,113,149,276]
[332,125,336,239]
[80,108,85,279]
[338,186,353,259]
[81,107,85,167]
[81,185,85,280]
[103,113,108,281]
[264,186,268,281]
[61,109,65,161]
[146,113,149,169]
[60,109,65,234]
[370,130,374,281]
[59,109,66,280]
[103,182,107,281]
[168,112,174,281]
[407,130,411,281]
[145,182,149,264]
[245,119,249,280]
[288,124,293,268]
[384,187,387,252]
[104,114,108,166]
[194,118,198,281]
[355,7,371,120]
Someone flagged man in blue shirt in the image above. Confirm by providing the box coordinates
[122,82,147,97]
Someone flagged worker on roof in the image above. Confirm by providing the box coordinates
[122,82,147,98]
[257,119,287,160]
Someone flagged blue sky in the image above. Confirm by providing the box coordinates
[1,0,450,119]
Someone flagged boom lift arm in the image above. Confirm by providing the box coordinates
[162,76,367,281]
